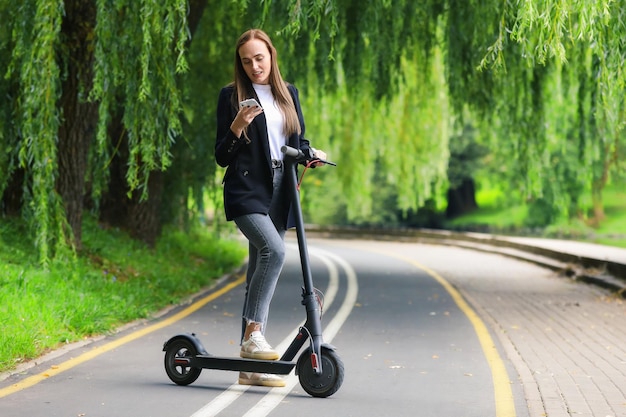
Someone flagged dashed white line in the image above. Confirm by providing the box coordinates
[191,245,357,417]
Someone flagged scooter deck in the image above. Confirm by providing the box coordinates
[179,355,296,375]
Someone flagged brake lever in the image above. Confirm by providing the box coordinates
[312,158,337,167]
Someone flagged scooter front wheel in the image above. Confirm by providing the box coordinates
[164,338,202,385]
[296,346,344,398]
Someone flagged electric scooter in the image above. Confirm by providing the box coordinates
[162,145,344,398]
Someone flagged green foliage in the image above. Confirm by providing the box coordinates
[166,1,245,226]
[447,120,489,189]
[298,42,450,224]
[472,0,625,220]
[525,197,560,228]
[268,0,624,228]
[1,0,625,261]
[0,0,194,261]
[0,215,246,372]
[446,0,500,112]
[2,0,65,263]
[90,0,190,197]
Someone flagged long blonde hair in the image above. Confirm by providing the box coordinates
[233,29,301,137]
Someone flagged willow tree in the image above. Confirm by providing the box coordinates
[1,0,624,263]
[274,0,625,225]
[0,0,191,262]
[443,0,625,224]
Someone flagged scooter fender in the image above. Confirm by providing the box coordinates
[162,333,209,355]
[320,343,337,352]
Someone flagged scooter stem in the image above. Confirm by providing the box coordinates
[282,147,324,373]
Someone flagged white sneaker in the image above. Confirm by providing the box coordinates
[240,331,279,360]
[238,371,286,387]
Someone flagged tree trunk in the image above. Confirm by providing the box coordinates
[99,0,209,247]
[98,112,129,231]
[445,178,478,218]
[591,188,605,225]
[98,124,165,246]
[1,168,25,217]
[56,0,98,249]
[187,0,208,38]
[588,142,611,227]
[590,177,607,227]
[127,171,164,247]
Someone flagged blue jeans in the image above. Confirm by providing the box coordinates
[234,167,287,342]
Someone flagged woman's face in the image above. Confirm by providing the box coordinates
[239,38,271,85]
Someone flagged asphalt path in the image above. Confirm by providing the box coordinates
[2,237,623,416]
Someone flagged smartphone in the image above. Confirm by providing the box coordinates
[239,98,262,109]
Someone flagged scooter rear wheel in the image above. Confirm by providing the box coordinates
[296,346,344,398]
[164,338,202,385]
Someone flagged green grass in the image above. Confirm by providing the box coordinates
[446,182,626,248]
[0,215,246,373]
[585,185,626,247]
[447,205,528,229]
[593,187,626,234]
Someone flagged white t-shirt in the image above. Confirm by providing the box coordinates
[253,83,287,161]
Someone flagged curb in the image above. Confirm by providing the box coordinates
[301,225,626,297]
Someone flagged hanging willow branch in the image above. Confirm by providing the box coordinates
[7,0,65,263]
[0,0,190,262]
[91,0,189,199]
[1,0,624,261]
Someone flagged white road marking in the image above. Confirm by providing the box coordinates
[242,249,358,417]
[191,244,357,417]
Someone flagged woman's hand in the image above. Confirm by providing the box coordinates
[311,148,327,167]
[230,105,263,138]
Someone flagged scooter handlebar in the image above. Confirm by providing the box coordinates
[281,145,337,166]
[281,145,304,159]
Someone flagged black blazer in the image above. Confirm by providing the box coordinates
[215,83,313,223]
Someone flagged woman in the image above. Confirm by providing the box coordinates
[215,29,326,387]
